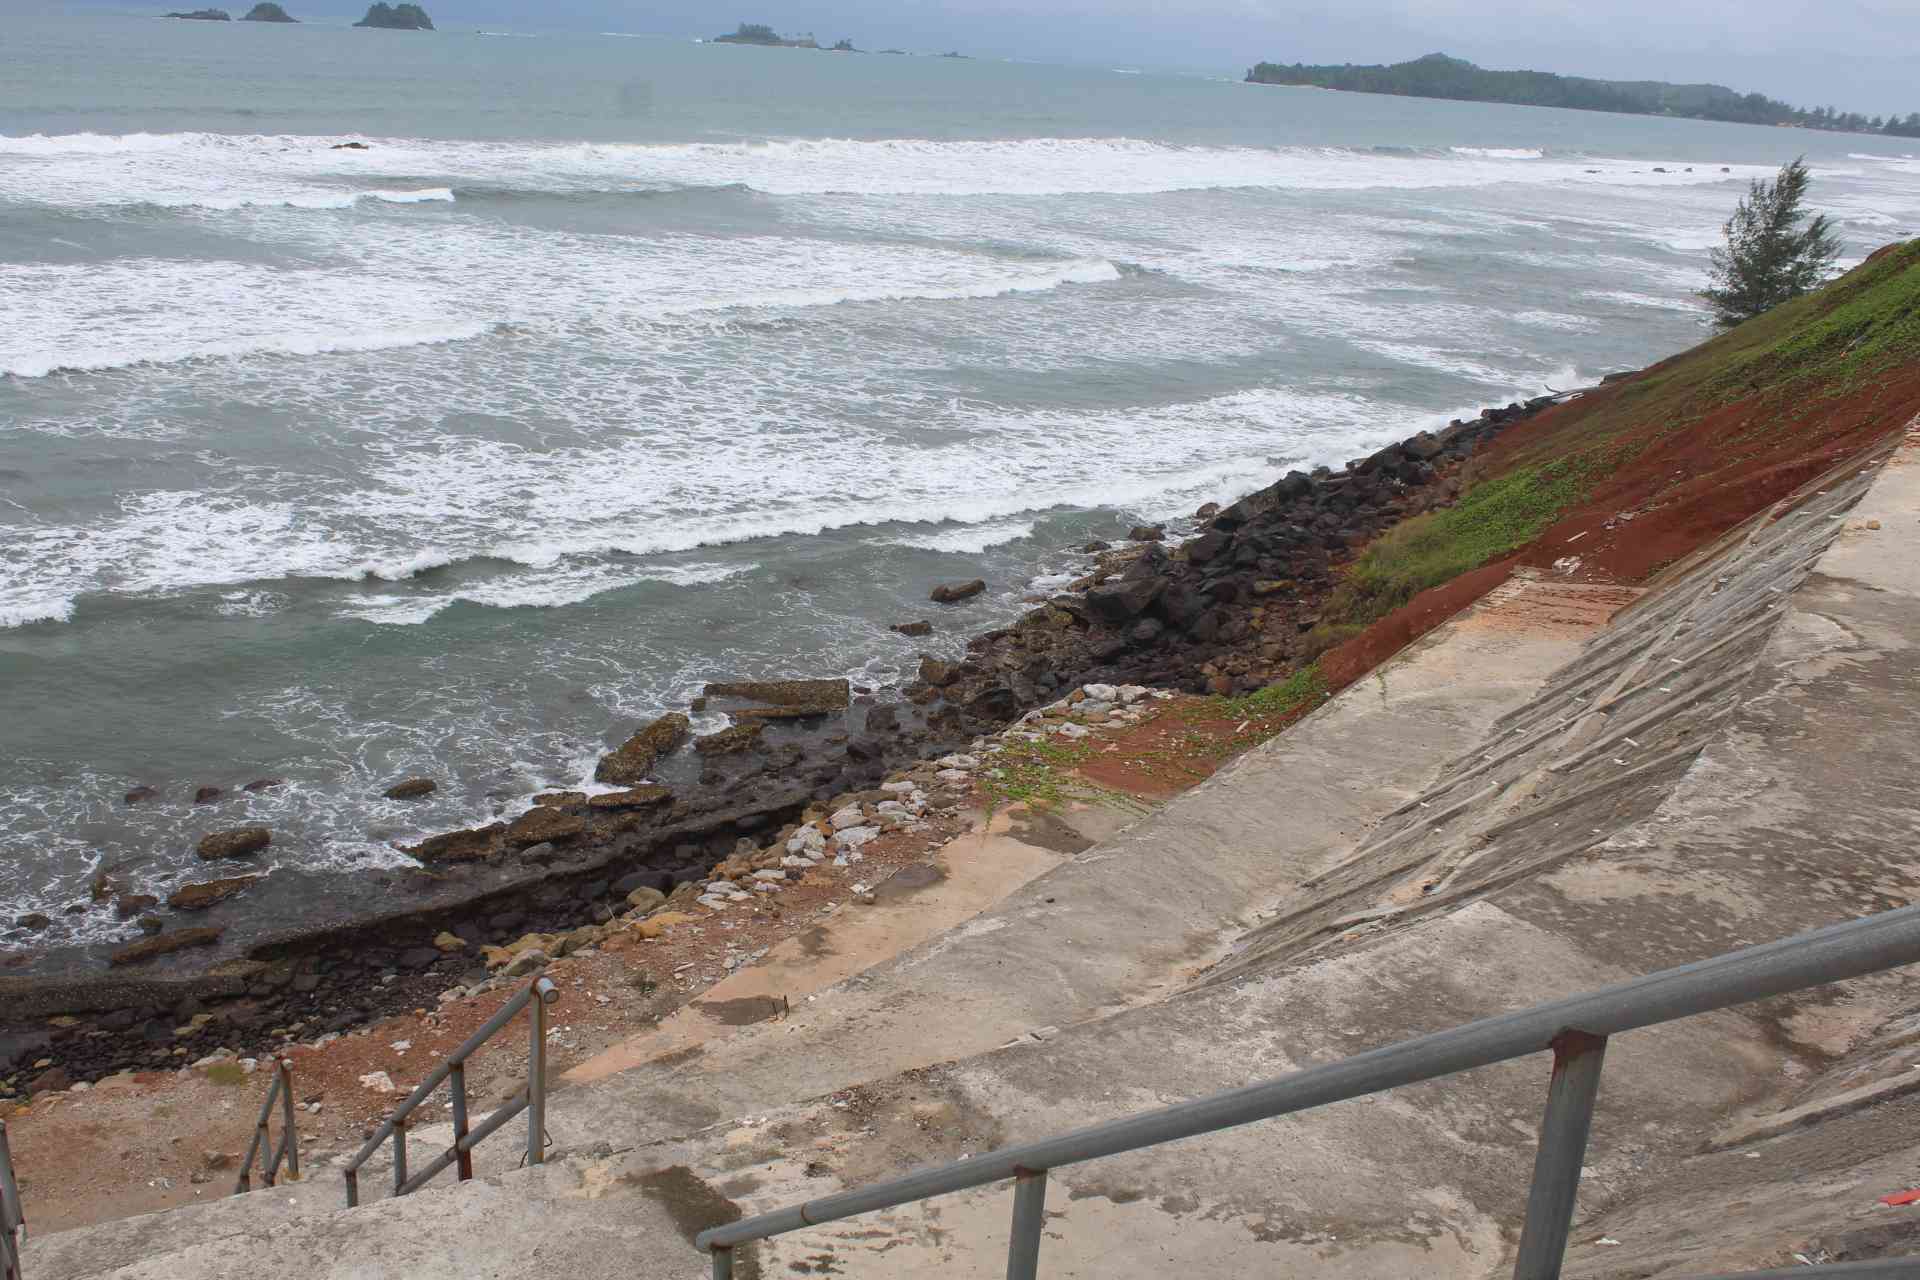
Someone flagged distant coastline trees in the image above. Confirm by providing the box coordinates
[1246,53,1919,139]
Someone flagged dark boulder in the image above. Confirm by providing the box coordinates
[1184,530,1230,565]
[167,875,260,911]
[195,827,271,860]
[1129,618,1165,645]
[124,785,159,806]
[242,778,285,792]
[383,777,437,800]
[115,893,160,919]
[929,579,986,604]
[918,657,960,687]
[1086,577,1162,623]
[889,620,933,637]
[406,823,503,864]
[1127,524,1165,542]
[193,786,224,805]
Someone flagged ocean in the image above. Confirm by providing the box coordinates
[5,11,1920,965]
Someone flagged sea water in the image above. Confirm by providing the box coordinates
[4,12,1919,962]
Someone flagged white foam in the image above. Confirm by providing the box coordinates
[0,226,1118,378]
[1451,146,1545,160]
[335,561,754,625]
[886,517,1039,554]
[0,130,1778,209]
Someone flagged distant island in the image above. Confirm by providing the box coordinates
[712,22,817,48]
[355,2,432,29]
[241,2,296,20]
[165,8,230,18]
[1246,52,1920,139]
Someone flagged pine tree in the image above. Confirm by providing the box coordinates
[1700,158,1841,328]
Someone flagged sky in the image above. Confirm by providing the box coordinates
[48,0,1920,116]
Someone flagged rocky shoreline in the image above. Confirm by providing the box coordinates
[0,392,1566,1099]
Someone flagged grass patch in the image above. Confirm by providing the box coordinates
[203,1062,248,1086]
[1217,664,1329,720]
[1318,459,1594,627]
[980,734,1097,812]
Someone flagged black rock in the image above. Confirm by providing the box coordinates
[1129,618,1165,645]
[1086,577,1162,623]
[889,620,933,637]
[1185,530,1230,564]
[929,579,986,604]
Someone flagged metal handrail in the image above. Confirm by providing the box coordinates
[234,1057,300,1194]
[1,1119,23,1280]
[343,975,557,1207]
[696,903,1920,1278]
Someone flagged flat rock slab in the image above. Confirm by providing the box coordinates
[108,927,223,967]
[701,678,850,710]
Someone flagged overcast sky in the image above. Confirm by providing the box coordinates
[58,0,1920,116]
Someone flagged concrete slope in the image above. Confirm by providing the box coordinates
[679,424,1920,1278]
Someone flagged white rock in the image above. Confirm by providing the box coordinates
[191,1053,234,1069]
[438,987,467,1004]
[833,851,865,867]
[1078,700,1114,715]
[707,879,740,893]
[697,894,732,909]
[1082,683,1119,702]
[937,753,979,769]
[829,805,867,830]
[1055,722,1091,739]
[875,800,910,816]
[836,825,880,849]
[880,780,916,794]
[358,1071,397,1094]
[780,855,815,869]
[935,768,971,783]
[239,1058,259,1074]
[390,1039,412,1054]
[71,1080,92,1093]
[1118,685,1150,704]
[787,827,826,855]
[752,881,779,893]
[753,869,788,882]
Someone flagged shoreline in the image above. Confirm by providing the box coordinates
[0,388,1569,1097]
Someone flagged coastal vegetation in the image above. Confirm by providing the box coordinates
[1246,52,1920,138]
[354,2,432,30]
[713,23,818,48]
[241,3,297,19]
[1702,159,1841,328]
[164,8,230,18]
[1295,238,1920,655]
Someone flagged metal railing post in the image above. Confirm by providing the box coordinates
[1,1118,24,1280]
[450,1063,473,1182]
[528,982,550,1167]
[392,1114,408,1198]
[278,1059,301,1183]
[1512,1030,1609,1280]
[710,1244,734,1279]
[1006,1168,1049,1280]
